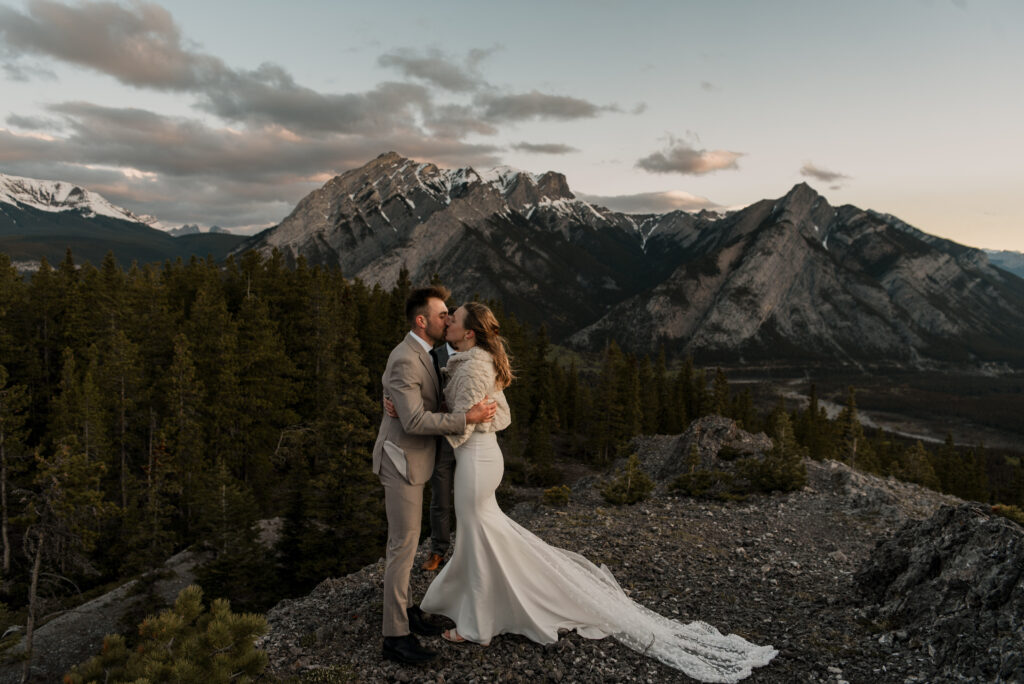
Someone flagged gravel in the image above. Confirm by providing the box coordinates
[260,447,978,684]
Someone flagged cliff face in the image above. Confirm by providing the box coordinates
[239,154,1024,365]
[571,184,1024,363]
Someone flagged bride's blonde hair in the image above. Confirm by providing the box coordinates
[462,301,514,389]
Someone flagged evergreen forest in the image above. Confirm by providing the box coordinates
[0,248,1022,672]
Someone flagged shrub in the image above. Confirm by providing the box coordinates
[542,484,571,507]
[600,454,654,505]
[992,504,1024,527]
[670,469,740,499]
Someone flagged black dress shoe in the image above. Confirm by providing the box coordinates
[407,604,444,637]
[382,634,437,665]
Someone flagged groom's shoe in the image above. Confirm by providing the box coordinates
[407,604,444,637]
[382,634,437,665]
[421,552,444,571]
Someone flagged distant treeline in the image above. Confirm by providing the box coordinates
[0,248,1021,640]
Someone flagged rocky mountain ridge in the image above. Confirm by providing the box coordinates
[258,419,1021,683]
[0,172,158,226]
[988,248,1024,279]
[0,172,245,267]
[239,153,1024,366]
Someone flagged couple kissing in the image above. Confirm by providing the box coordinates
[371,286,776,682]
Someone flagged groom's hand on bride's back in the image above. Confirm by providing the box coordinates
[466,399,497,424]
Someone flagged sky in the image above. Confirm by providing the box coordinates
[0,0,1021,251]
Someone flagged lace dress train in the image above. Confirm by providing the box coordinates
[420,432,777,683]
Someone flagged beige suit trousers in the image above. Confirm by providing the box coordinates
[379,449,424,637]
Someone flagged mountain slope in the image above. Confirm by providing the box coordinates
[987,249,1024,279]
[239,154,1024,365]
[571,184,1024,363]
[0,172,245,266]
[238,152,689,338]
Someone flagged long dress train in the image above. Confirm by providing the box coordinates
[420,431,777,683]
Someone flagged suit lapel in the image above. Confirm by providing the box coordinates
[405,335,440,399]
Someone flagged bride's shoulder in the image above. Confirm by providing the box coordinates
[459,346,494,374]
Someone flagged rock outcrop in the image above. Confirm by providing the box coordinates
[258,443,986,683]
[856,504,1024,682]
[0,549,210,684]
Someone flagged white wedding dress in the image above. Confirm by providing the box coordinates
[421,430,777,682]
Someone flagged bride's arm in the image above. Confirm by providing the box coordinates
[444,354,495,447]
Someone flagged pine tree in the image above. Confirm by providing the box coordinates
[94,329,144,510]
[654,348,677,433]
[229,293,299,490]
[711,368,730,416]
[589,342,633,465]
[21,438,117,681]
[0,366,29,574]
[64,585,267,683]
[600,453,654,504]
[835,387,874,471]
[895,441,940,489]
[25,258,66,414]
[0,253,26,371]
[748,410,808,492]
[731,388,757,432]
[795,384,833,460]
[192,461,279,611]
[524,400,560,485]
[162,334,206,530]
[674,355,696,428]
[50,347,108,464]
[934,434,959,493]
[638,356,660,434]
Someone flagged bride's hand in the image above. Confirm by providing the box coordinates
[383,396,398,418]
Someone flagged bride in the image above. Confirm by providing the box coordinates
[419,302,777,682]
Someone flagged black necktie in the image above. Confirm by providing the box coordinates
[429,348,443,457]
[429,348,442,399]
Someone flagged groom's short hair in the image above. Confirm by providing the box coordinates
[406,285,451,326]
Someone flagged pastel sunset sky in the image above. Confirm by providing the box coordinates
[1,0,1021,251]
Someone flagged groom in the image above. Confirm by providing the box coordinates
[372,285,496,665]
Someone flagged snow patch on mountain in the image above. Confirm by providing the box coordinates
[0,172,155,226]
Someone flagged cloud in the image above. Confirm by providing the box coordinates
[422,104,497,138]
[0,106,502,229]
[0,2,626,228]
[378,48,486,92]
[197,73,433,136]
[800,162,851,185]
[0,0,210,89]
[636,137,743,175]
[0,1,439,137]
[477,90,617,122]
[700,81,717,92]
[510,142,579,155]
[2,58,56,81]
[5,113,62,130]
[577,190,719,214]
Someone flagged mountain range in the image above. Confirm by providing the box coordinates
[238,152,1024,366]
[0,173,245,267]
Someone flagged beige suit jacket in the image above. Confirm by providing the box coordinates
[372,334,466,486]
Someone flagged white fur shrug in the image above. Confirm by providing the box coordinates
[442,344,511,449]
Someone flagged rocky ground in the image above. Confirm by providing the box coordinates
[259,422,1020,684]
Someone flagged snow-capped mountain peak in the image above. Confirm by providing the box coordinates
[0,172,150,225]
